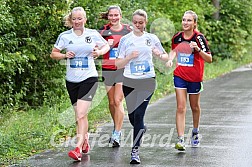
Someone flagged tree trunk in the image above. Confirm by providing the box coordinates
[212,0,220,20]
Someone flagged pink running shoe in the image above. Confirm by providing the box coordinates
[68,147,82,161]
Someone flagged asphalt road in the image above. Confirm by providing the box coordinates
[15,64,252,167]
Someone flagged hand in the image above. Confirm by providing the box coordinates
[166,59,173,68]
[152,47,162,57]
[128,51,139,60]
[65,51,75,59]
[189,41,201,52]
[92,45,100,59]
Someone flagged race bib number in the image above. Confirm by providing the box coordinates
[70,57,88,69]
[177,52,194,66]
[109,48,117,60]
[130,61,150,75]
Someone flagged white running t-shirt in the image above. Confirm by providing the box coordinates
[54,28,108,83]
[117,31,165,79]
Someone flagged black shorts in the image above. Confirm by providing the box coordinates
[66,77,98,105]
[102,68,124,86]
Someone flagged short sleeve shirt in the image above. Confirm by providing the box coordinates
[171,30,211,82]
[99,24,131,70]
[54,28,108,83]
[117,32,165,79]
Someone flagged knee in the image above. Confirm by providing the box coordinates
[108,99,115,107]
[114,98,123,108]
[191,105,200,112]
[76,111,88,121]
[177,106,186,114]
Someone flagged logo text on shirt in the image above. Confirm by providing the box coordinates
[85,36,92,43]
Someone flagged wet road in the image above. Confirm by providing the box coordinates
[16,64,252,167]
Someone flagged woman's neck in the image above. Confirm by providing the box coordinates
[73,28,84,36]
[110,23,122,31]
[183,30,194,39]
[133,30,144,36]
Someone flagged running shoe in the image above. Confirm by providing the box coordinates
[68,147,82,161]
[130,147,141,164]
[82,143,90,154]
[175,139,186,151]
[109,130,121,147]
[82,133,90,153]
[191,132,200,147]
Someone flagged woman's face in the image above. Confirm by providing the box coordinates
[182,13,195,31]
[108,8,121,26]
[132,14,146,32]
[71,10,86,30]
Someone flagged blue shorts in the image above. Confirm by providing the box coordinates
[173,76,203,94]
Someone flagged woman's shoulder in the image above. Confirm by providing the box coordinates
[173,31,183,38]
[59,29,72,36]
[122,31,133,38]
[99,24,110,31]
[119,32,133,43]
[144,32,160,41]
[194,30,205,37]
[193,30,207,41]
[85,28,100,35]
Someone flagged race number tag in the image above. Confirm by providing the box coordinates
[70,57,88,69]
[109,48,118,60]
[130,61,150,75]
[177,52,194,66]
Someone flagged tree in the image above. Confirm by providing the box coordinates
[212,0,220,19]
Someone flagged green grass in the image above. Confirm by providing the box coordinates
[1,55,252,166]
[0,83,110,166]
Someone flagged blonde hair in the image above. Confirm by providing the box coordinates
[184,10,198,31]
[100,5,122,20]
[64,7,86,28]
[133,9,148,22]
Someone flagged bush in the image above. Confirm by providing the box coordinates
[205,0,252,60]
[0,0,70,111]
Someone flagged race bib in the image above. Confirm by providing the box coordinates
[177,52,194,66]
[109,48,118,60]
[70,57,89,69]
[130,61,150,75]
